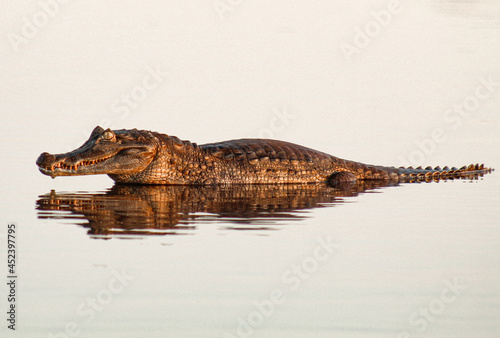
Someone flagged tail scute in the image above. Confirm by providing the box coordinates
[397,163,493,183]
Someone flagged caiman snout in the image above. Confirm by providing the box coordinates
[36,152,56,168]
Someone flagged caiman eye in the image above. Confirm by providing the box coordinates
[101,131,115,141]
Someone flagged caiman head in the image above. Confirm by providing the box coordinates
[36,126,158,179]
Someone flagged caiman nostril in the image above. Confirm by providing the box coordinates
[36,152,56,167]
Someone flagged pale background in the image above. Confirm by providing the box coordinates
[1,0,499,187]
[0,1,499,337]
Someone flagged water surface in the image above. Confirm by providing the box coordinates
[1,1,499,337]
[22,174,500,338]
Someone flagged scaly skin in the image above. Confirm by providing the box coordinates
[36,126,493,185]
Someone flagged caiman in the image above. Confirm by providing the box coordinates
[36,126,492,185]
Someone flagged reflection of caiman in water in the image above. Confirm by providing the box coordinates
[37,181,394,238]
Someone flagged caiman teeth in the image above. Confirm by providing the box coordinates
[76,155,113,168]
[45,155,113,172]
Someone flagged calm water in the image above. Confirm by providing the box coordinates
[1,0,500,337]
[4,170,500,338]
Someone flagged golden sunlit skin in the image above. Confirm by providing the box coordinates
[36,126,493,185]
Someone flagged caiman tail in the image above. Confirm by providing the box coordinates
[395,163,493,183]
[328,160,492,184]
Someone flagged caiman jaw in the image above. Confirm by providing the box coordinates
[37,153,115,177]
